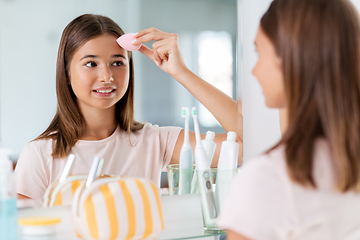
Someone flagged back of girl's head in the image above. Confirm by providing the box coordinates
[261,0,360,192]
[37,14,142,158]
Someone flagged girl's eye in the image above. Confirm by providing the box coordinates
[112,61,124,67]
[85,61,97,67]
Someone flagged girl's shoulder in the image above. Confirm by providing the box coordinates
[243,145,287,173]
[242,139,333,189]
[17,138,55,173]
[235,146,291,193]
[24,137,55,159]
[130,122,181,136]
[127,122,182,146]
[29,136,55,148]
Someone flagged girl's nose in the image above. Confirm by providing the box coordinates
[99,66,113,83]
[101,75,114,83]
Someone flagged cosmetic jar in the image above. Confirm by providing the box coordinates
[18,217,61,240]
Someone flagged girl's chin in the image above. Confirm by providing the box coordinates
[265,101,285,109]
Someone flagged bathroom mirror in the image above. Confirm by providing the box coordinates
[0,0,238,160]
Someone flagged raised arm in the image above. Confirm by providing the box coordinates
[133,28,242,141]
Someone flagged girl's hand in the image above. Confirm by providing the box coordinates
[133,28,189,77]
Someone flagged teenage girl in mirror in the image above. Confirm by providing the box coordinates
[15,14,242,207]
[217,0,360,239]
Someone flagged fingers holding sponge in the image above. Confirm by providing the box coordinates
[116,33,141,51]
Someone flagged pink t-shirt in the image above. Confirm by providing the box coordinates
[217,139,360,240]
[15,123,181,207]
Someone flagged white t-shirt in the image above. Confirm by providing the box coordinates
[15,123,181,207]
[217,139,360,240]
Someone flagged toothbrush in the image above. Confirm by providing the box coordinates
[59,154,76,184]
[191,107,210,170]
[191,107,218,226]
[86,156,104,188]
[190,106,209,193]
[178,107,194,195]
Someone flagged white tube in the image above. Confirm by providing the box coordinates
[201,131,216,167]
[215,131,239,213]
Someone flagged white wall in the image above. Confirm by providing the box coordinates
[241,0,282,161]
[352,0,360,11]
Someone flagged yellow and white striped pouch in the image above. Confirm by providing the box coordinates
[43,175,87,207]
[72,177,164,240]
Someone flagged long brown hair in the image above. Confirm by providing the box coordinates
[261,0,360,192]
[36,14,144,158]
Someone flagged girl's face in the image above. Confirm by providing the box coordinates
[69,34,130,113]
[252,26,286,108]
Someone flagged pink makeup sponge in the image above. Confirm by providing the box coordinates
[116,33,141,51]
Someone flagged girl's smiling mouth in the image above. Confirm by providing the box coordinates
[93,87,116,96]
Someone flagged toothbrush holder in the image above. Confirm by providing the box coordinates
[166,164,217,195]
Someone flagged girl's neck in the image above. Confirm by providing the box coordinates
[80,107,118,140]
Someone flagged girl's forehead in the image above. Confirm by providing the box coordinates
[81,35,119,49]
[75,34,127,57]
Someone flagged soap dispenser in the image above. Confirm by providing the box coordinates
[0,148,17,240]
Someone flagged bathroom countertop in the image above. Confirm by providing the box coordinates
[18,194,225,240]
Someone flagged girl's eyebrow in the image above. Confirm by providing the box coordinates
[80,54,127,61]
[80,54,98,61]
[112,54,126,59]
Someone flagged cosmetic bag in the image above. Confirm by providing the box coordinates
[44,175,116,207]
[43,154,108,207]
[43,174,87,207]
[72,177,164,240]
[72,157,164,240]
[43,154,88,207]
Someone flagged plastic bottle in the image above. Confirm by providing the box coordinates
[201,131,216,167]
[0,148,17,240]
[215,131,239,213]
